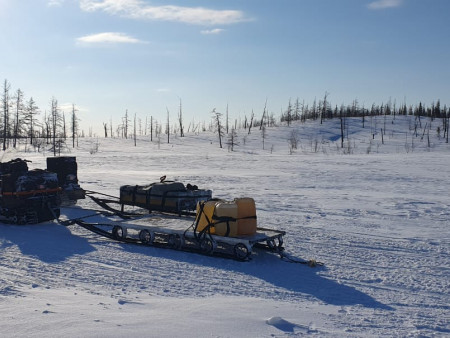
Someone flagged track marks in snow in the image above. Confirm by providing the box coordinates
[294,226,450,335]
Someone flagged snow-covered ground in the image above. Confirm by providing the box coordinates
[1,116,449,337]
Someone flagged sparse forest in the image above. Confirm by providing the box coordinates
[2,79,448,154]
[0,79,80,154]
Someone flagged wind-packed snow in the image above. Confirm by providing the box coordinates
[1,116,449,337]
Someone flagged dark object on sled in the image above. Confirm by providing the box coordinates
[0,158,29,178]
[120,181,212,214]
[0,159,61,224]
[47,156,85,202]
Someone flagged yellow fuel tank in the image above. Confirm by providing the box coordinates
[235,198,257,236]
[195,200,217,234]
[214,201,238,237]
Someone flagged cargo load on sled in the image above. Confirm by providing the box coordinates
[47,156,85,204]
[0,158,61,224]
[195,198,257,237]
[119,179,212,215]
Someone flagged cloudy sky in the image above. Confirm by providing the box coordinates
[1,0,449,134]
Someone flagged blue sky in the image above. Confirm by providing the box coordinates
[1,0,449,134]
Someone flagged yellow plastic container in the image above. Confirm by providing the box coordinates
[195,200,217,234]
[214,202,238,237]
[235,198,257,236]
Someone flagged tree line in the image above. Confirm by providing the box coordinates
[280,95,448,126]
[4,77,447,151]
[107,95,449,149]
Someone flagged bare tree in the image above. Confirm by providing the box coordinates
[150,115,153,141]
[227,127,238,151]
[2,79,11,151]
[12,88,25,148]
[71,104,79,147]
[144,116,148,136]
[123,109,129,139]
[285,98,292,126]
[62,112,67,140]
[178,99,184,137]
[288,129,298,153]
[362,104,366,128]
[321,91,329,125]
[50,97,63,156]
[248,110,254,135]
[24,97,40,145]
[261,125,267,150]
[212,108,223,148]
[446,110,449,143]
[166,108,170,144]
[260,98,268,130]
[293,98,301,121]
[311,98,317,120]
[43,111,50,144]
[134,113,137,146]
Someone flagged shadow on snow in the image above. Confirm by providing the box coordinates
[119,240,394,311]
[1,217,393,311]
[0,222,95,263]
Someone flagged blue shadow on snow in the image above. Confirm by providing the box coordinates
[0,222,95,263]
[118,241,394,311]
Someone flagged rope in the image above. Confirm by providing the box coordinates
[84,190,119,200]
[278,250,324,267]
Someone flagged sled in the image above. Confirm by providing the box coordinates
[71,212,285,261]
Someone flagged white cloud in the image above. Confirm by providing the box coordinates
[201,28,225,35]
[76,32,144,44]
[48,0,65,6]
[79,0,248,25]
[368,0,403,10]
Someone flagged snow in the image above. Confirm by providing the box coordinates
[1,116,449,337]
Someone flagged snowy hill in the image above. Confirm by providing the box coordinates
[1,116,449,337]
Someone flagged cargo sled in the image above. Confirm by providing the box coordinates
[120,180,212,215]
[73,214,285,261]
[71,193,285,261]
